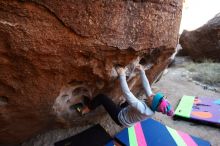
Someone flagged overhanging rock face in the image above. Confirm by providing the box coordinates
[0,0,182,144]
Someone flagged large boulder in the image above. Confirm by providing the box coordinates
[0,0,182,144]
[180,13,220,61]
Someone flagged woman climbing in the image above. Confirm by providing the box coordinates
[83,64,173,127]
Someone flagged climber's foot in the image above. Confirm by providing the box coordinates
[81,106,91,115]
[70,103,91,116]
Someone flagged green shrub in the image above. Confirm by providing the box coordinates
[186,60,220,86]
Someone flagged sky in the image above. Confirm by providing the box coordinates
[179,0,220,33]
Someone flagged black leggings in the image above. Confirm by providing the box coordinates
[88,94,123,126]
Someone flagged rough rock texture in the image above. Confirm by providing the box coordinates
[180,13,220,62]
[0,0,182,144]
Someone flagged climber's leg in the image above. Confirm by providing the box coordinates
[86,94,122,126]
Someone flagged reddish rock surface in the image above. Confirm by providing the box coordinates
[180,13,220,62]
[0,0,182,144]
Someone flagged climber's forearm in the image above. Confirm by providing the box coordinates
[140,69,153,96]
[119,74,140,105]
[119,73,151,113]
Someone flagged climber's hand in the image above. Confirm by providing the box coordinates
[116,67,126,76]
[136,64,144,71]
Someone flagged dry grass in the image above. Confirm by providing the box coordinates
[186,59,220,86]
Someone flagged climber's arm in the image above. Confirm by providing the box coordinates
[137,66,153,97]
[119,74,141,105]
[117,68,146,113]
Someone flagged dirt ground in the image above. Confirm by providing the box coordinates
[22,57,220,146]
[153,57,220,146]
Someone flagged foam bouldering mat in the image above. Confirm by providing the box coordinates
[174,95,220,126]
[105,140,123,146]
[114,118,210,146]
[54,124,112,146]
